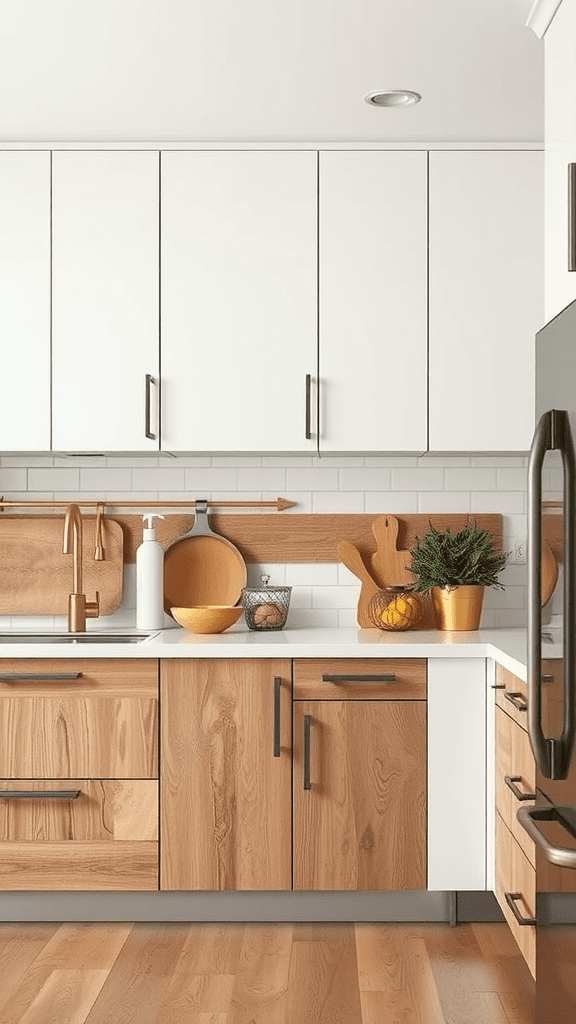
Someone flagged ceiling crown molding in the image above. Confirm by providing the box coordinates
[526,0,563,37]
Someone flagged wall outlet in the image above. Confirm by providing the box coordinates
[512,539,527,564]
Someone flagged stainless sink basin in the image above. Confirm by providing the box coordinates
[0,632,159,644]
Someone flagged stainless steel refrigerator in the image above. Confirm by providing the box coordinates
[522,297,576,1022]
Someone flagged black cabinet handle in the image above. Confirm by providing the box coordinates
[0,672,82,682]
[504,775,536,802]
[321,674,396,683]
[569,163,576,271]
[273,676,281,758]
[305,374,312,440]
[303,714,311,790]
[145,373,156,440]
[505,691,528,713]
[0,789,81,800]
[504,891,536,927]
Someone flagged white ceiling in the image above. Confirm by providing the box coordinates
[0,0,543,143]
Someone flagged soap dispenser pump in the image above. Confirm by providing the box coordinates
[136,514,165,630]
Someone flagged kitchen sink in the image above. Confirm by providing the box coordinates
[0,632,160,644]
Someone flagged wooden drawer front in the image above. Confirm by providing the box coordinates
[0,697,158,778]
[495,811,536,979]
[0,780,158,890]
[495,706,536,867]
[495,664,528,730]
[0,658,158,778]
[293,658,426,700]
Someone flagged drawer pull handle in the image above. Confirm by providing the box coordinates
[321,674,396,683]
[0,672,82,682]
[491,683,506,690]
[504,775,536,802]
[273,676,281,758]
[0,789,81,800]
[504,891,536,927]
[505,691,528,712]
[145,373,157,440]
[303,714,312,790]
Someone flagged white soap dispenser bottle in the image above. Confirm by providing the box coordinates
[136,514,165,630]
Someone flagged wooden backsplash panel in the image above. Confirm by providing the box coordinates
[118,512,503,564]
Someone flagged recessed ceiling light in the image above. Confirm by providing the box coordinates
[364,90,421,108]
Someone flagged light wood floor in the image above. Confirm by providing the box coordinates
[0,921,534,1024]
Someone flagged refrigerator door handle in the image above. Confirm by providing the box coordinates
[517,805,576,869]
[528,409,576,780]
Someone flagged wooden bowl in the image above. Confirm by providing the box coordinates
[171,605,243,634]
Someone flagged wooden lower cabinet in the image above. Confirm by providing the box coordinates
[160,658,292,891]
[0,779,158,890]
[495,811,536,979]
[293,700,426,891]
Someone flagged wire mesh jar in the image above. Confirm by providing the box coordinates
[368,586,424,632]
[241,574,292,631]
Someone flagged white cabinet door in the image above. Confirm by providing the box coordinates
[161,151,317,452]
[429,151,543,452]
[0,152,50,451]
[52,152,159,452]
[319,151,428,453]
[545,0,576,321]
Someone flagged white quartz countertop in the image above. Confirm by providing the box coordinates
[0,625,536,679]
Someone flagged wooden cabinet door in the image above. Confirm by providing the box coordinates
[429,151,543,452]
[161,659,292,891]
[160,151,317,452]
[52,151,159,452]
[293,700,426,891]
[545,0,576,321]
[0,151,50,451]
[319,151,427,453]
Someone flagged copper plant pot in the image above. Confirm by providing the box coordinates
[431,585,485,631]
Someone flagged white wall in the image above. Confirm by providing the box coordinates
[0,451,548,630]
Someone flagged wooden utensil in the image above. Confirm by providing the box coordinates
[337,540,381,627]
[164,501,247,614]
[370,515,414,587]
[541,539,559,607]
[0,516,123,615]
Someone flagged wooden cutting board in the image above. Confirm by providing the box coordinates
[0,517,124,615]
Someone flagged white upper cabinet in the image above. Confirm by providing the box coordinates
[544,0,576,322]
[160,151,317,452]
[319,151,428,453]
[52,152,159,452]
[0,152,50,451]
[428,151,543,452]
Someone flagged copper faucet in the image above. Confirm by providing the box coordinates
[62,504,100,632]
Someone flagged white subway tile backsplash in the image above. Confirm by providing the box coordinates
[340,468,391,491]
[445,468,497,491]
[183,468,237,492]
[496,468,528,490]
[247,563,286,586]
[418,492,471,513]
[237,468,286,491]
[80,468,132,491]
[312,491,364,513]
[2,452,529,630]
[391,468,444,491]
[365,492,419,513]
[286,468,339,491]
[28,468,80,491]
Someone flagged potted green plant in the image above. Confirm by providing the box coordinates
[409,521,507,630]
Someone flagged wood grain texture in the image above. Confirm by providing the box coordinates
[0,696,158,778]
[164,533,247,613]
[0,658,159,697]
[161,659,292,891]
[18,969,110,1024]
[116,511,502,564]
[293,657,426,700]
[495,706,536,867]
[0,516,123,613]
[370,515,414,588]
[495,664,528,731]
[0,922,535,1024]
[293,700,426,891]
[0,780,158,841]
[495,811,536,979]
[0,841,158,890]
